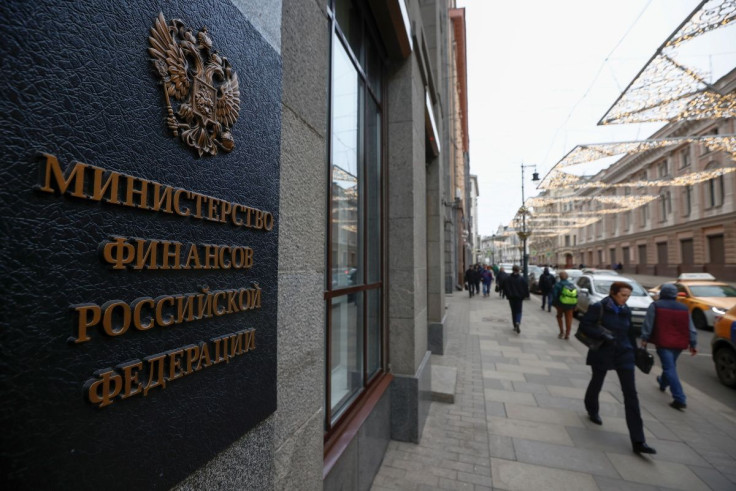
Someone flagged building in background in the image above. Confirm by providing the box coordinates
[530,70,735,279]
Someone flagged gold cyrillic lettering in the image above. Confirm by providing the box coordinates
[160,240,182,270]
[166,348,185,381]
[118,360,144,399]
[176,295,196,323]
[91,166,121,204]
[232,204,244,226]
[72,303,101,343]
[101,236,135,270]
[220,200,231,223]
[254,210,264,230]
[243,329,256,351]
[218,246,231,269]
[183,244,201,269]
[155,295,175,327]
[173,188,190,216]
[229,332,242,357]
[203,244,219,269]
[183,344,200,374]
[213,291,226,316]
[124,175,150,209]
[131,297,155,331]
[143,353,167,396]
[263,212,274,231]
[85,369,123,408]
[195,341,212,370]
[193,192,205,218]
[206,196,220,221]
[151,183,173,213]
[101,300,131,337]
[135,238,159,270]
[37,153,88,198]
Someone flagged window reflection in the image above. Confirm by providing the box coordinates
[331,40,360,289]
[330,293,363,421]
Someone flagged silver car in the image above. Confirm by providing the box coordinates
[574,274,653,327]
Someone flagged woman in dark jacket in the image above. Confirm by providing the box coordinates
[579,281,656,455]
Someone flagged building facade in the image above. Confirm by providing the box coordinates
[530,71,736,280]
[1,0,469,489]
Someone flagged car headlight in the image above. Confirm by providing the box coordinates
[711,306,726,315]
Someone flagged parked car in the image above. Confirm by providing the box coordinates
[648,273,736,330]
[712,304,736,388]
[527,265,544,293]
[574,274,652,327]
[555,268,583,284]
[582,268,619,275]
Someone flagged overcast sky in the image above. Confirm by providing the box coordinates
[457,0,736,236]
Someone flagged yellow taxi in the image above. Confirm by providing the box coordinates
[648,273,736,330]
[712,304,736,388]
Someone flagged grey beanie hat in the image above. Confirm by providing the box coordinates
[659,283,678,299]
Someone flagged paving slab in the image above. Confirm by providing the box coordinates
[370,292,736,491]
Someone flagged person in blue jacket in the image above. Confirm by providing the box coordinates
[640,283,697,410]
[579,281,656,455]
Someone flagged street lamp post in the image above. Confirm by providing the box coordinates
[519,164,540,284]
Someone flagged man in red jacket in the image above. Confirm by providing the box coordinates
[640,283,697,410]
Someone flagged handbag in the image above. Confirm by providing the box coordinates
[635,347,654,374]
[574,327,612,351]
[574,306,612,351]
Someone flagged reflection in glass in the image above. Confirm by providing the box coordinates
[366,97,381,284]
[331,40,361,288]
[366,288,381,378]
[330,293,363,421]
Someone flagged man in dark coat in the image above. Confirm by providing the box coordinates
[496,267,508,298]
[464,266,476,297]
[538,267,555,312]
[640,283,697,410]
[502,265,528,333]
[579,281,656,455]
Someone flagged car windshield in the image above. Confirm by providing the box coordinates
[593,279,648,296]
[688,285,736,297]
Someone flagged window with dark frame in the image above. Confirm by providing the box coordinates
[325,0,386,439]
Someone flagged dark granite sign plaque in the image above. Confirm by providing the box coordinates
[0,2,280,489]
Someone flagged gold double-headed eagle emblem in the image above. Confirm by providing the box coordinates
[149,13,241,157]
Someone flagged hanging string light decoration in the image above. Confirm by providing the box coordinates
[599,0,736,125]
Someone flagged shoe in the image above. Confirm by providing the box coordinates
[513,323,520,333]
[564,335,569,340]
[656,376,666,392]
[670,401,687,410]
[541,306,544,310]
[588,413,602,425]
[558,333,564,339]
[633,442,657,455]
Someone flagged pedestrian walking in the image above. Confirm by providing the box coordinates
[481,266,494,297]
[473,264,482,298]
[552,271,577,339]
[496,267,508,298]
[538,267,555,312]
[579,281,656,455]
[502,265,528,333]
[640,283,697,410]
[464,266,475,298]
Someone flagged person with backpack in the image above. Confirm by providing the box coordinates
[538,267,556,312]
[552,271,577,339]
[640,283,697,410]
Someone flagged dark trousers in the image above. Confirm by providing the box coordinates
[584,367,645,444]
[541,291,553,311]
[507,298,523,324]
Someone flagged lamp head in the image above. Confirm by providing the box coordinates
[532,172,540,181]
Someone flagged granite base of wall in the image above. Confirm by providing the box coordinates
[428,314,447,355]
[390,350,432,443]
[324,388,391,491]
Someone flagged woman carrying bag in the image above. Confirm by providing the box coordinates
[579,281,656,455]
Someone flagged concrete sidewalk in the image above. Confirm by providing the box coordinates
[371,291,736,491]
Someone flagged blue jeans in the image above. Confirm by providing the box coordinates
[508,298,523,324]
[657,348,685,404]
[483,282,491,295]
